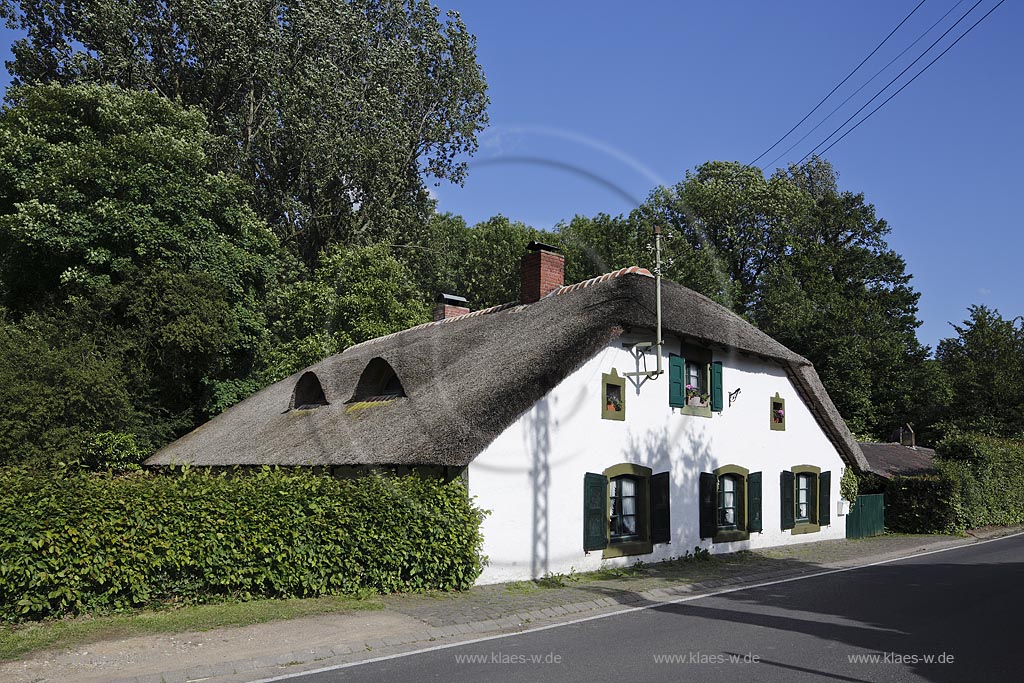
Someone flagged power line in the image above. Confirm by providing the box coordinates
[815,0,1006,158]
[763,0,967,171]
[797,0,988,164]
[747,0,928,167]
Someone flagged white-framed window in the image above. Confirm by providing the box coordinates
[609,475,639,542]
[717,474,739,529]
[796,473,812,522]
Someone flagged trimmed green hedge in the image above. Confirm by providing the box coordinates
[885,432,1024,534]
[885,473,963,534]
[0,467,486,622]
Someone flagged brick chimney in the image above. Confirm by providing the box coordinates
[433,293,470,321]
[520,241,564,303]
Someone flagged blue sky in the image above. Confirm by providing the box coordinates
[1,1,1020,350]
[426,0,1022,351]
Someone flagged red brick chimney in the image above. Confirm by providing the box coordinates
[433,293,470,321]
[520,242,565,304]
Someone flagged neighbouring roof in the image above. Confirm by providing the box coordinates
[146,268,869,472]
[858,442,938,479]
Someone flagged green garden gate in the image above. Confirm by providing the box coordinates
[846,494,885,539]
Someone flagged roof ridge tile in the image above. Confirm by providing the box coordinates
[347,268,652,351]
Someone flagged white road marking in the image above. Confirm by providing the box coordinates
[245,531,1024,683]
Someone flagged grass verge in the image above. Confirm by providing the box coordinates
[0,594,383,662]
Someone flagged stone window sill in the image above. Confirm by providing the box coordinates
[602,540,653,559]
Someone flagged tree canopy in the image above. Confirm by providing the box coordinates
[0,83,288,465]
[1,0,489,263]
[935,306,1024,438]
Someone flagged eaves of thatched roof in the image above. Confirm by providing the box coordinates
[146,269,868,472]
[858,442,937,479]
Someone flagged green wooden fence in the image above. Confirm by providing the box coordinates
[846,494,885,539]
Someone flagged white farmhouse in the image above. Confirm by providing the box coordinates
[148,243,868,584]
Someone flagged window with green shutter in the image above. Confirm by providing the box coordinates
[711,361,724,412]
[790,465,827,535]
[780,470,795,530]
[583,472,608,551]
[590,464,668,559]
[669,354,685,408]
[702,465,759,543]
[747,471,763,533]
[675,343,713,417]
[698,472,716,539]
[818,471,832,527]
[651,472,671,544]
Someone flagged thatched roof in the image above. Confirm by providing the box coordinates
[859,442,937,479]
[146,269,868,472]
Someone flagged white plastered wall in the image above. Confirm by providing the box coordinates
[469,333,849,585]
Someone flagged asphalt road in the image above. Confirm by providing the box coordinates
[274,534,1024,683]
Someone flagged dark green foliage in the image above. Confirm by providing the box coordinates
[885,433,1024,533]
[1,0,489,263]
[0,311,145,466]
[934,306,1024,439]
[637,160,810,315]
[0,84,289,464]
[936,432,1024,528]
[0,468,486,622]
[554,158,932,440]
[260,243,430,382]
[885,474,962,534]
[393,213,562,311]
[840,466,859,504]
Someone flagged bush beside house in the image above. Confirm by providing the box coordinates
[884,432,1024,534]
[0,468,486,623]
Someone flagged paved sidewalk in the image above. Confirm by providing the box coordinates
[2,528,1019,683]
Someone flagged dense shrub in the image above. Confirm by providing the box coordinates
[885,474,963,534]
[937,432,1024,528]
[884,432,1024,534]
[0,467,486,622]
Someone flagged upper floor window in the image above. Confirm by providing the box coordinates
[349,357,406,403]
[770,393,786,431]
[686,361,705,398]
[669,343,723,415]
[602,369,626,421]
[291,371,328,410]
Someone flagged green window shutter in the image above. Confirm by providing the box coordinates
[735,474,746,530]
[669,354,685,407]
[584,473,608,551]
[818,471,831,526]
[747,471,762,533]
[711,361,724,412]
[698,472,716,539]
[651,472,671,544]
[780,470,795,530]
[808,474,818,523]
